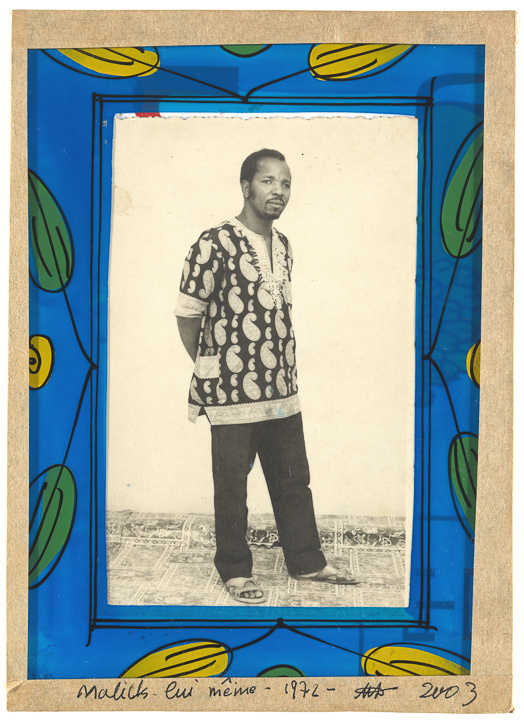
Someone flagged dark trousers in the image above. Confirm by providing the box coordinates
[210,412,326,582]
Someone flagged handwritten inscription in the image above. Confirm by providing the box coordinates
[165,681,193,700]
[77,679,149,701]
[284,680,319,699]
[420,681,477,707]
[75,678,477,707]
[354,681,398,699]
[209,678,256,697]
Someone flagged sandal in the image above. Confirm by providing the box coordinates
[295,564,359,585]
[225,577,267,604]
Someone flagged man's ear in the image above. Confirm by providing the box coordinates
[241,179,250,198]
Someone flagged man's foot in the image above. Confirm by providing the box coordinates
[225,577,267,604]
[295,563,358,585]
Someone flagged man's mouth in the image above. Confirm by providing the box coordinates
[267,200,284,206]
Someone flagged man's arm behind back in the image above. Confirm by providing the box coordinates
[176,316,200,363]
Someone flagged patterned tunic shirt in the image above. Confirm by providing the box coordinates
[175,217,300,425]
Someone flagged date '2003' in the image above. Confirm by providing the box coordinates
[420,681,477,706]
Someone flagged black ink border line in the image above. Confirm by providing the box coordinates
[89,93,432,636]
[88,91,96,647]
[426,76,436,630]
[92,621,429,628]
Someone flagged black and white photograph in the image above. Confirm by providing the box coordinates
[105,114,418,608]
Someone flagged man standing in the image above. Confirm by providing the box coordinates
[175,149,356,603]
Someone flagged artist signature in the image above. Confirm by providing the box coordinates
[354,681,398,699]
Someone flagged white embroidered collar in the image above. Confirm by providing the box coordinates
[228,217,288,309]
[229,216,278,250]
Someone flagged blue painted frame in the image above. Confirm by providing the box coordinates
[28,43,483,679]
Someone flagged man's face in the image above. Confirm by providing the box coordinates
[243,158,291,220]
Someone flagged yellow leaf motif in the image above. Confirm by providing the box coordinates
[362,645,469,676]
[466,340,481,388]
[308,44,413,81]
[29,335,54,390]
[120,640,232,678]
[57,47,159,78]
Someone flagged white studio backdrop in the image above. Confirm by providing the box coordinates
[106,114,418,522]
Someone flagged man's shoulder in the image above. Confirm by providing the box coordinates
[273,227,291,253]
[198,219,237,239]
[195,220,243,257]
[274,227,289,241]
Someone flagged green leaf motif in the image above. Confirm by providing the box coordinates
[220,45,270,57]
[441,126,483,258]
[257,665,305,677]
[29,465,77,588]
[28,169,74,292]
[448,433,478,534]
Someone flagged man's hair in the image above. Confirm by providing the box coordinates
[240,149,286,184]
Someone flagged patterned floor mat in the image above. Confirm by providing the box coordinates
[107,512,408,607]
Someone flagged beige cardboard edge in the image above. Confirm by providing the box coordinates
[8,9,516,713]
[9,8,518,48]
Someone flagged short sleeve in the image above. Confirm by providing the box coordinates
[175,233,223,318]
